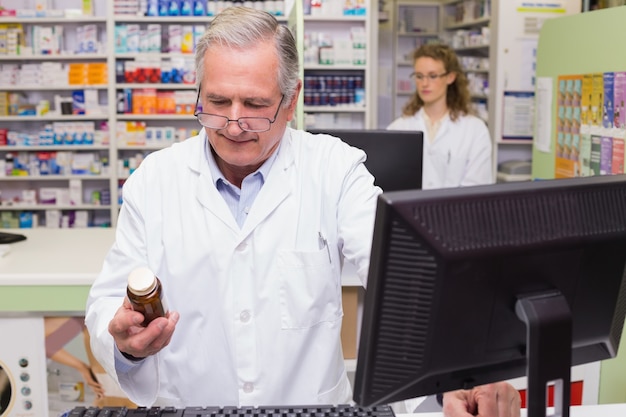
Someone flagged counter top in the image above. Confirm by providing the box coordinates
[402,403,626,416]
[0,227,363,287]
[0,227,362,313]
[0,228,116,313]
[0,228,115,286]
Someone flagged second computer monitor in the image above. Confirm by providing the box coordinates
[353,175,626,416]
[308,129,423,192]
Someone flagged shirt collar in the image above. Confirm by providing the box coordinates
[421,109,449,144]
[204,134,281,187]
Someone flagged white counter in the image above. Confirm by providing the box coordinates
[0,228,116,286]
[0,227,361,313]
[0,228,116,313]
[403,402,626,416]
[0,227,364,286]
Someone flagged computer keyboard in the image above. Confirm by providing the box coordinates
[63,404,395,417]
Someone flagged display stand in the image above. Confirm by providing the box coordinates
[516,292,572,417]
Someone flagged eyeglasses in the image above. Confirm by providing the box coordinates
[410,72,449,82]
[194,86,285,133]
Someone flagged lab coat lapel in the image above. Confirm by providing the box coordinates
[189,131,240,232]
[240,133,294,237]
[195,172,240,232]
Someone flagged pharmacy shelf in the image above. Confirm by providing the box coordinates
[115,114,195,121]
[1,2,378,227]
[391,0,442,119]
[0,16,106,23]
[0,115,109,121]
[117,83,197,89]
[301,3,377,130]
[0,204,111,211]
[0,85,108,91]
[0,54,108,61]
[0,144,108,151]
[0,175,109,181]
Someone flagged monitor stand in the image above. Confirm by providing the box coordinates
[515,290,572,417]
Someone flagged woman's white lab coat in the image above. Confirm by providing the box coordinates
[387,109,493,189]
[85,128,381,407]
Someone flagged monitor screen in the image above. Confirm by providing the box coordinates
[353,175,626,416]
[308,129,423,192]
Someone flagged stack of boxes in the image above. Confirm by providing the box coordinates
[68,62,108,86]
[0,23,24,56]
[114,23,205,54]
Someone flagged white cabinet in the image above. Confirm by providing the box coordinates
[302,2,378,129]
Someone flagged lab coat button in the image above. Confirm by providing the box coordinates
[243,382,254,393]
[237,242,248,251]
[240,310,251,322]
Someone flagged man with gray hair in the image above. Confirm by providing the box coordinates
[86,7,520,417]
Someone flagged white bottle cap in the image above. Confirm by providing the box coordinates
[128,267,156,296]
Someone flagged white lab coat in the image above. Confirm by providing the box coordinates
[387,109,493,189]
[85,128,382,408]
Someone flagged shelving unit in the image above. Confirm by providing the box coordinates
[301,5,378,129]
[440,0,492,124]
[390,1,441,118]
[0,1,287,228]
[0,2,112,227]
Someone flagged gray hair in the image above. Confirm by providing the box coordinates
[195,7,300,105]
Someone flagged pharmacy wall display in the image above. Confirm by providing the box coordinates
[554,72,626,178]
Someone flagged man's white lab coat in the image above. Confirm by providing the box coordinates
[85,128,381,408]
[387,109,493,189]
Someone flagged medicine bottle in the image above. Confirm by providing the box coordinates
[127,267,167,326]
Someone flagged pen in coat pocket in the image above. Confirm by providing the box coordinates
[318,232,332,263]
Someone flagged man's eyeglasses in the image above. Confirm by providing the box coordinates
[410,72,449,82]
[194,86,285,133]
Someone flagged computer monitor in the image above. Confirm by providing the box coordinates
[353,175,626,417]
[308,129,423,192]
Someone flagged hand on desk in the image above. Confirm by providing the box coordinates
[108,297,180,360]
[442,381,521,417]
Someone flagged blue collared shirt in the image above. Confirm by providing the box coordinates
[205,139,279,228]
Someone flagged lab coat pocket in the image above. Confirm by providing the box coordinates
[278,248,341,329]
[317,373,352,405]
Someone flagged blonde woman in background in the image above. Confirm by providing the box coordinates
[388,43,493,190]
